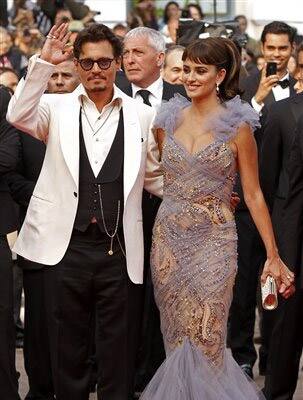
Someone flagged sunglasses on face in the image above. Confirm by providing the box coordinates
[76,57,115,71]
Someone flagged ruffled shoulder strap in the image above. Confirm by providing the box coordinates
[211,96,260,142]
[153,93,190,135]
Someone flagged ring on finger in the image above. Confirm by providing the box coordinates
[46,34,57,40]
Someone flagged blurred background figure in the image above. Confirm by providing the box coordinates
[67,19,84,44]
[0,0,8,27]
[161,44,184,85]
[234,14,260,56]
[135,0,158,30]
[112,23,128,39]
[11,0,35,31]
[0,27,28,77]
[127,10,144,30]
[294,42,303,93]
[288,54,297,77]
[0,67,19,93]
[160,1,181,44]
[182,2,204,20]
[241,47,258,75]
[54,7,72,26]
[256,54,265,71]
[47,58,80,94]
[14,27,44,59]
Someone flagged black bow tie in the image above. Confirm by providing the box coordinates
[277,79,289,89]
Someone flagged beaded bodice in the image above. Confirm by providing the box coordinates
[154,94,260,226]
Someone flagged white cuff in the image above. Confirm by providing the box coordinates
[251,97,264,114]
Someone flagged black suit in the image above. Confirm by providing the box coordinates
[228,72,297,373]
[5,135,55,400]
[263,112,303,400]
[116,73,187,391]
[0,86,20,400]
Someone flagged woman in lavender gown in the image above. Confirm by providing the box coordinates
[141,37,294,399]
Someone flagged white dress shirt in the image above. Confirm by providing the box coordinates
[76,84,122,177]
[131,76,163,112]
[251,72,290,114]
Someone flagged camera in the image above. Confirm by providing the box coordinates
[176,19,248,51]
[266,62,277,77]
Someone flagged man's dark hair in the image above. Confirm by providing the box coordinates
[73,23,123,59]
[261,21,295,44]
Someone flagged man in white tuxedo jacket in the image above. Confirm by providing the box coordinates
[7,23,162,400]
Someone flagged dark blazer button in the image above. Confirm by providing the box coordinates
[73,192,77,198]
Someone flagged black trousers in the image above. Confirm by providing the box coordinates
[228,210,265,367]
[259,198,285,374]
[0,235,20,400]
[263,287,303,400]
[21,264,55,400]
[135,191,165,392]
[44,225,143,400]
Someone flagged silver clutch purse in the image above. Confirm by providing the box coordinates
[261,276,278,310]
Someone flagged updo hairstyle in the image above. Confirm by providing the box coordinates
[182,37,241,101]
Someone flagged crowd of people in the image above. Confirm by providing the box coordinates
[1,1,303,400]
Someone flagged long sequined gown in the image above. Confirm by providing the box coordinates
[141,95,265,399]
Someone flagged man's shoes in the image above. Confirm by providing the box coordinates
[240,364,254,379]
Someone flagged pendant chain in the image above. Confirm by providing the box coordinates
[97,184,121,256]
[81,99,116,137]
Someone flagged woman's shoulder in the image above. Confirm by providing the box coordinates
[212,96,260,142]
[225,95,260,131]
[153,93,190,134]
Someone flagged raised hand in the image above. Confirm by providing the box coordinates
[40,23,72,65]
[254,63,279,105]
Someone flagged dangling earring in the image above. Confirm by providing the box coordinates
[216,83,220,95]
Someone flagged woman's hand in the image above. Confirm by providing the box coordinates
[40,23,72,65]
[261,256,295,299]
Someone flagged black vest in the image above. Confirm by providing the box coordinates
[74,108,124,232]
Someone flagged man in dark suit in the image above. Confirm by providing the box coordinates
[117,27,187,395]
[229,21,296,379]
[0,85,21,400]
[5,133,53,400]
[259,94,303,398]
[262,114,303,399]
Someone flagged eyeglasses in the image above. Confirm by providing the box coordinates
[77,57,115,71]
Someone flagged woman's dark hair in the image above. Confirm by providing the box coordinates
[182,37,241,101]
[73,23,123,59]
[186,3,204,20]
[261,21,295,44]
[163,1,179,24]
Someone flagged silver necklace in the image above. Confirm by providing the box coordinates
[81,99,116,137]
[97,184,121,256]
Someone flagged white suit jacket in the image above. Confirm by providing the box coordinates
[7,55,163,284]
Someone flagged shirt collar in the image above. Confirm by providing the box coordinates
[279,71,290,81]
[132,75,163,99]
[75,83,123,110]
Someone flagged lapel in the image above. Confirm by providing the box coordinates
[289,76,297,97]
[290,94,303,124]
[264,90,275,107]
[58,93,80,188]
[162,80,188,100]
[117,88,142,205]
